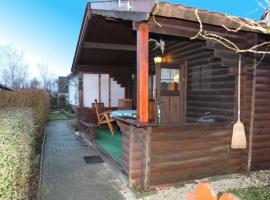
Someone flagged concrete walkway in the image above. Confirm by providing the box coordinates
[40,120,125,200]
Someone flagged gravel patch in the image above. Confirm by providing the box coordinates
[120,170,270,200]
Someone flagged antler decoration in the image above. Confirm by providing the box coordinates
[149,38,165,54]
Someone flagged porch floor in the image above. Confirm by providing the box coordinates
[96,128,122,161]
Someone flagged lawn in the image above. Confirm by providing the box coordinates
[224,186,270,200]
[49,112,68,120]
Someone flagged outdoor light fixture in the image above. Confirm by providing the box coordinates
[154,56,162,64]
[149,38,165,64]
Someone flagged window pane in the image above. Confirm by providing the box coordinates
[161,68,170,80]
[160,68,180,92]
[171,69,180,82]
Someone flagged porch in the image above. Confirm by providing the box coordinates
[72,1,270,190]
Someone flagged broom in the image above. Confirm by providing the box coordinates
[231,54,247,149]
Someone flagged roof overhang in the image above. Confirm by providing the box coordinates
[71,0,156,73]
[71,1,268,73]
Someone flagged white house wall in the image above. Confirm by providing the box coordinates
[111,78,125,107]
[100,74,109,107]
[83,74,99,107]
[82,73,125,107]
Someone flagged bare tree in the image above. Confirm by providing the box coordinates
[38,62,57,95]
[1,44,29,89]
[153,0,270,55]
[29,77,41,88]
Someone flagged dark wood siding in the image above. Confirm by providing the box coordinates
[252,63,270,170]
[149,37,236,123]
[150,123,242,186]
[122,125,151,189]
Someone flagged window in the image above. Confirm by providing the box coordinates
[160,68,180,95]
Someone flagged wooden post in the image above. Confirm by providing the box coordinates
[247,57,256,174]
[137,23,149,123]
[143,127,151,190]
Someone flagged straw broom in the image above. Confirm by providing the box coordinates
[231,54,247,149]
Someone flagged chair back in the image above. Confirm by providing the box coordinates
[93,99,104,122]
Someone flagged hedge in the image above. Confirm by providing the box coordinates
[0,89,50,199]
[0,89,50,135]
[0,109,36,199]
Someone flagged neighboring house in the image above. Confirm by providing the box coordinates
[58,76,68,95]
[67,73,79,108]
[57,76,68,108]
[0,83,13,91]
[72,0,270,190]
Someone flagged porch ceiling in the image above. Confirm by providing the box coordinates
[74,14,137,73]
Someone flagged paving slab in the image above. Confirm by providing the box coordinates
[40,120,124,200]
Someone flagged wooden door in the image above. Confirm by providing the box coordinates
[156,62,187,124]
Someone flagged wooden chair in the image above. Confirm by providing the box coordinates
[94,99,115,135]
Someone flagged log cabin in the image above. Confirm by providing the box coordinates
[71,0,270,190]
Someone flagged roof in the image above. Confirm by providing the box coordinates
[71,1,268,72]
[88,1,266,31]
[154,3,244,30]
[0,83,13,91]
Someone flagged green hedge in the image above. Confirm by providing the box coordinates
[0,89,49,135]
[0,89,50,199]
[0,109,36,199]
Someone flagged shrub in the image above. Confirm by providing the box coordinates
[50,96,57,110]
[0,89,49,136]
[0,109,36,199]
[57,94,67,109]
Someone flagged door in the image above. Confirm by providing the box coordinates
[156,62,187,124]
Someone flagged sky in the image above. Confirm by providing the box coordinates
[0,0,266,78]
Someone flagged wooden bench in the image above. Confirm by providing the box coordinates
[77,106,118,139]
[78,120,98,140]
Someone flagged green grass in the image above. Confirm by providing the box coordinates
[96,128,122,161]
[223,186,270,200]
[49,112,68,120]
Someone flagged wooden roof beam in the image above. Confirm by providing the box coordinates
[82,42,136,51]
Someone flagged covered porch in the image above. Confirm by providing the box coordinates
[72,1,270,190]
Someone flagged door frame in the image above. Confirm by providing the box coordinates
[155,61,187,124]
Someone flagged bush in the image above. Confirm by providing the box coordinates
[0,89,49,199]
[50,96,57,110]
[0,109,36,199]
[58,94,66,109]
[0,89,49,136]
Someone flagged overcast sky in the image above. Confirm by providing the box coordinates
[0,0,265,78]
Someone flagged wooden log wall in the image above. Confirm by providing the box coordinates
[187,40,236,122]
[122,125,151,189]
[149,37,238,123]
[150,123,241,186]
[251,60,270,170]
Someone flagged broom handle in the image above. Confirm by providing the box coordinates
[238,54,241,122]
